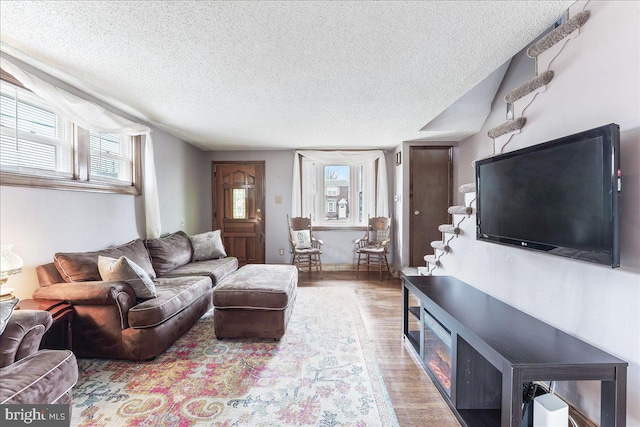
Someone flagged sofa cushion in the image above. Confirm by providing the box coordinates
[189,230,227,261]
[54,239,155,283]
[128,276,211,329]
[162,257,238,286]
[98,256,157,299]
[0,349,78,404]
[145,231,192,276]
[36,263,65,287]
[213,264,297,310]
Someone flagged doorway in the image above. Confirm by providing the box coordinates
[212,161,265,265]
[409,146,452,267]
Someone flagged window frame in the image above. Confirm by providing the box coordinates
[0,71,142,195]
[301,158,374,229]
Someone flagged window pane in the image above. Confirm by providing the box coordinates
[324,165,350,222]
[0,82,72,176]
[17,99,59,139]
[232,188,246,219]
[89,130,132,182]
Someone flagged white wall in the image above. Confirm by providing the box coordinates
[447,1,639,424]
[154,131,211,235]
[206,150,396,266]
[0,56,210,300]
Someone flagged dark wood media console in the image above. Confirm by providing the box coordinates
[402,275,627,427]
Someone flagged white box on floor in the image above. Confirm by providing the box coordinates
[533,393,569,427]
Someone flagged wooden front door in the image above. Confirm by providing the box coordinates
[409,146,452,266]
[212,162,265,265]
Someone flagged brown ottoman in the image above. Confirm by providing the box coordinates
[212,264,298,340]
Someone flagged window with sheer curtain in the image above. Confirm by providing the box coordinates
[293,150,388,228]
[0,77,140,194]
[301,158,374,226]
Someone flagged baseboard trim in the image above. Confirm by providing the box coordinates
[317,263,399,277]
[322,263,357,271]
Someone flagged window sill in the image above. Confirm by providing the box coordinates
[0,172,141,195]
[313,225,367,231]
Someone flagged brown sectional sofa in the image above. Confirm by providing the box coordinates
[33,231,238,360]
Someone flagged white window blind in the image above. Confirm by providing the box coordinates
[1,59,155,234]
[0,81,72,176]
[89,130,133,183]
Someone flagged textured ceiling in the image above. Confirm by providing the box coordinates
[0,1,573,151]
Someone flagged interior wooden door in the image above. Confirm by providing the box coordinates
[212,161,265,265]
[409,146,452,266]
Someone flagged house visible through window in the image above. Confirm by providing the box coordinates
[324,165,350,222]
[301,159,373,227]
[0,77,141,194]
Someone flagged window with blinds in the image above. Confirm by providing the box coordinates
[89,131,132,183]
[0,81,73,176]
[0,76,141,195]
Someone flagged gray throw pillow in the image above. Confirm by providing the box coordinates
[189,230,227,261]
[0,297,19,335]
[145,231,192,276]
[98,255,157,299]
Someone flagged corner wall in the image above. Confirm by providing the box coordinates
[448,1,639,423]
[0,56,210,300]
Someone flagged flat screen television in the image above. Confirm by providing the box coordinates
[475,123,620,268]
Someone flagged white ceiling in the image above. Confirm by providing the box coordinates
[0,1,573,151]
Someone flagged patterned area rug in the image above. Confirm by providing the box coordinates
[71,287,399,426]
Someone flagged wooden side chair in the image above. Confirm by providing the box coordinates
[355,216,391,280]
[287,215,323,278]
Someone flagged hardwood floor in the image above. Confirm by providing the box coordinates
[298,271,460,427]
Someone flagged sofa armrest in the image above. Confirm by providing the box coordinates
[0,349,78,404]
[0,310,53,367]
[33,280,136,305]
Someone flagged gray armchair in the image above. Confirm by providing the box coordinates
[0,308,78,405]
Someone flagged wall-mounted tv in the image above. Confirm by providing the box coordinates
[475,123,620,268]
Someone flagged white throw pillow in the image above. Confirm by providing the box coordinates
[189,230,227,261]
[98,255,157,299]
[292,230,312,249]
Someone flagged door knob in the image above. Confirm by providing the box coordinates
[414,210,420,215]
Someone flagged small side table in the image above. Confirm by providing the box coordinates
[17,299,73,351]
